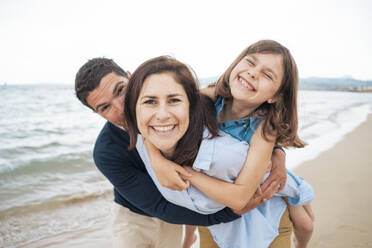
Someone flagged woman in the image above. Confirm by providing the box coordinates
[124,55,313,248]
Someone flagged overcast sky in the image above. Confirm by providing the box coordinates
[1,0,371,84]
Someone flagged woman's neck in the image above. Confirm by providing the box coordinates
[160,149,174,160]
[219,99,258,122]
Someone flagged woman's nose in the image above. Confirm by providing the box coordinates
[155,105,171,120]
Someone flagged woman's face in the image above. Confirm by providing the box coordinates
[229,53,284,106]
[136,72,190,157]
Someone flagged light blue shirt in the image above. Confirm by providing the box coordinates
[135,129,314,248]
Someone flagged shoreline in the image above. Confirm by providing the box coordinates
[293,114,372,247]
[20,114,372,248]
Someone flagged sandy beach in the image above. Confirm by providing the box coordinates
[293,114,372,247]
[22,114,372,248]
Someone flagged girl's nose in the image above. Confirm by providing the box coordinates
[247,69,257,79]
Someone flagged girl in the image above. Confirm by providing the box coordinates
[124,52,314,248]
[199,40,315,248]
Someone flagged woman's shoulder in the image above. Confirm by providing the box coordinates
[203,128,249,151]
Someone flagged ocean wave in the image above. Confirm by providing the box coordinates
[0,149,93,175]
[0,188,113,220]
[287,103,372,169]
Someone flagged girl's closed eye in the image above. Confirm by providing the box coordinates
[263,72,273,80]
[246,58,255,66]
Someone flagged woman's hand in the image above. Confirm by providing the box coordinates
[143,139,192,191]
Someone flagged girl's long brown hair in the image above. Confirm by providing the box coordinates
[215,40,306,148]
[124,56,219,165]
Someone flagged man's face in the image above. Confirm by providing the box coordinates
[86,72,128,126]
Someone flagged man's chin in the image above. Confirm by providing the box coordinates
[109,120,125,128]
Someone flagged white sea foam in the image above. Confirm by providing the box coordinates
[286,94,372,169]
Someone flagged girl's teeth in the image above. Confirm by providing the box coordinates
[239,77,251,89]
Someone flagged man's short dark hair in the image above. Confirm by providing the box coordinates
[75,58,127,109]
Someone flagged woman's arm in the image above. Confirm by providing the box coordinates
[185,123,276,211]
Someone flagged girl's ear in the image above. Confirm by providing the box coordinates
[267,97,277,104]
[267,93,282,104]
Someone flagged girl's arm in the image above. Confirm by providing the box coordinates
[143,139,191,191]
[200,85,216,101]
[185,123,276,211]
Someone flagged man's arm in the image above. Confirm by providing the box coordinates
[93,124,240,226]
[261,147,287,192]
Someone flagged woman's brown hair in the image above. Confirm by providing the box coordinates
[124,56,219,165]
[215,40,306,148]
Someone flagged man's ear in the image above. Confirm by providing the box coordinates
[126,71,132,79]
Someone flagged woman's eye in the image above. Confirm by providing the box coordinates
[169,98,181,104]
[143,100,156,105]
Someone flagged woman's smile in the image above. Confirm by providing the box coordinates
[150,124,178,136]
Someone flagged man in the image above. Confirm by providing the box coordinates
[74,58,290,248]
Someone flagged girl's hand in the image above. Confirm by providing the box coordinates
[143,139,192,191]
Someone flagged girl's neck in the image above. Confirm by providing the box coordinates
[219,99,258,122]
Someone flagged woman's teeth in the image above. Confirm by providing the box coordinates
[152,125,175,132]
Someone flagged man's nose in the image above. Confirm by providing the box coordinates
[113,96,124,114]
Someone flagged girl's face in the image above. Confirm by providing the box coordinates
[136,72,190,157]
[229,53,284,106]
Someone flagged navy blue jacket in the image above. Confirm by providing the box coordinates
[93,121,240,226]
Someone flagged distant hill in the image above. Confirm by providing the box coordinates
[199,76,372,92]
[300,77,372,92]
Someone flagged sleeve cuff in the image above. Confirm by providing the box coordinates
[274,145,286,154]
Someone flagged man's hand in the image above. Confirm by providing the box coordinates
[143,139,192,191]
[261,148,287,192]
[232,180,279,215]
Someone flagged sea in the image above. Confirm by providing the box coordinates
[0,84,372,247]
